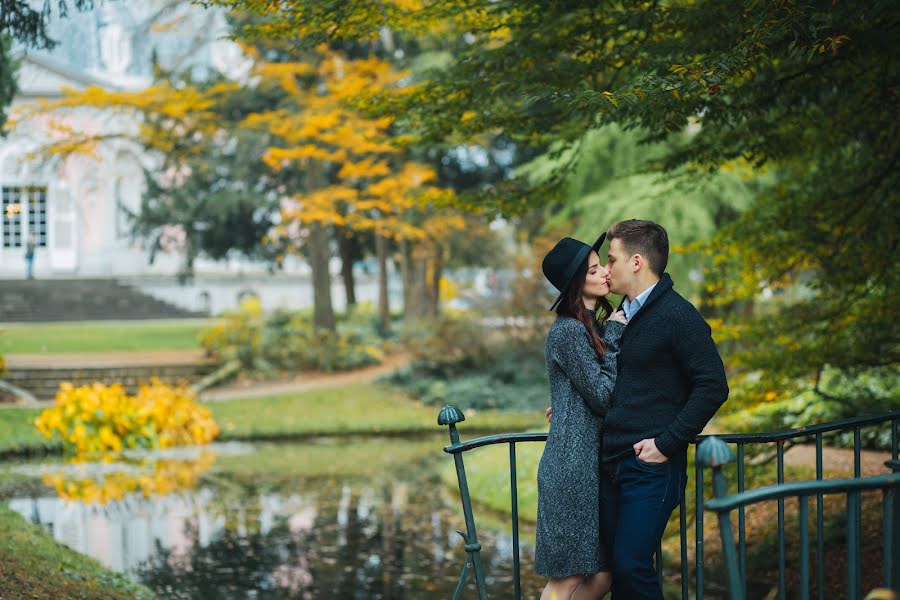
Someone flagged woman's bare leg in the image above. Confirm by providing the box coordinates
[571,572,612,600]
[541,575,583,600]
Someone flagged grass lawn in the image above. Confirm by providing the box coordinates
[0,407,56,456]
[214,436,443,482]
[0,320,211,354]
[211,382,545,440]
[0,503,157,599]
[439,434,546,524]
[0,383,545,456]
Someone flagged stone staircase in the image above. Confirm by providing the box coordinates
[0,279,205,322]
[3,362,217,401]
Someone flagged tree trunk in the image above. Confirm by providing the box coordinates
[404,251,431,320]
[376,233,391,332]
[338,228,356,309]
[429,244,443,317]
[400,239,413,317]
[306,160,336,332]
[308,221,336,332]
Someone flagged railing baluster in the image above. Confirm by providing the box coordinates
[799,495,810,600]
[777,440,786,600]
[737,442,746,595]
[509,442,520,600]
[696,457,704,600]
[697,437,742,600]
[852,427,862,597]
[893,480,900,590]
[892,418,898,461]
[883,488,892,589]
[816,432,824,600]
[680,499,688,600]
[847,491,860,599]
[439,406,488,600]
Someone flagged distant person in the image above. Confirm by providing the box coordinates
[534,233,628,600]
[24,233,36,279]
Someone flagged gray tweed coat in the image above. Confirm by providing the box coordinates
[534,315,624,578]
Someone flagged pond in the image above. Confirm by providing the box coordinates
[1,436,546,599]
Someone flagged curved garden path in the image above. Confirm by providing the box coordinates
[197,352,411,402]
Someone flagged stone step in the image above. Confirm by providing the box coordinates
[0,279,206,322]
[4,363,217,400]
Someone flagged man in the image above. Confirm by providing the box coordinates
[601,219,728,599]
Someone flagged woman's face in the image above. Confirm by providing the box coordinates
[582,251,610,299]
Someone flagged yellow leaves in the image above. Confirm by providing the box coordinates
[460,111,479,124]
[34,379,219,458]
[11,80,240,161]
[254,61,316,95]
[264,145,348,169]
[338,157,391,180]
[670,64,689,77]
[283,187,357,226]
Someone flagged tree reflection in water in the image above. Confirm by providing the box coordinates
[135,475,543,599]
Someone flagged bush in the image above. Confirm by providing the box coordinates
[720,368,899,449]
[34,379,219,456]
[389,313,548,412]
[397,313,492,375]
[200,299,383,375]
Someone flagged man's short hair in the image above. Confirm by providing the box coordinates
[607,219,669,276]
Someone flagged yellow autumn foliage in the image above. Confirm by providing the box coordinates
[35,379,219,457]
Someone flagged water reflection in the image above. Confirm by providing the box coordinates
[5,438,546,598]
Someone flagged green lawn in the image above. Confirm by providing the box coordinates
[0,407,54,456]
[0,320,210,354]
[0,383,544,456]
[440,434,546,524]
[0,503,157,599]
[212,382,545,440]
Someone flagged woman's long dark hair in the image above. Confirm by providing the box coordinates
[555,257,613,360]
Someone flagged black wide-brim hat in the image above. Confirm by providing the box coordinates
[542,232,607,311]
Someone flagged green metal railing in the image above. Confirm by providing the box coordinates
[697,436,900,600]
[438,405,900,599]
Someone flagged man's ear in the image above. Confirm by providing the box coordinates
[632,254,644,273]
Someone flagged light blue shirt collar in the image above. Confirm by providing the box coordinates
[623,282,658,320]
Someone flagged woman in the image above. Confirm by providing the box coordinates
[534,234,627,600]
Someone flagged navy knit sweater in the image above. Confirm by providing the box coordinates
[602,273,729,462]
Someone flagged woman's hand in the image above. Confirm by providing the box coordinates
[609,309,628,325]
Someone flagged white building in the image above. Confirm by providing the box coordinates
[0,3,405,314]
[0,1,257,280]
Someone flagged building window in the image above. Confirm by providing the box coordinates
[2,186,48,248]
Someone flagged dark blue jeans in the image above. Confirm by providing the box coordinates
[601,453,687,600]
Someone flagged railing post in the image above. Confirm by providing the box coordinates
[697,436,743,600]
[509,442,521,600]
[887,459,900,590]
[439,405,488,600]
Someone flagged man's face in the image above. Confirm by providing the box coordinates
[606,238,634,296]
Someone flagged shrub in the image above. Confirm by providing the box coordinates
[720,368,899,449]
[388,313,549,412]
[200,299,383,375]
[35,379,219,456]
[397,313,493,375]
